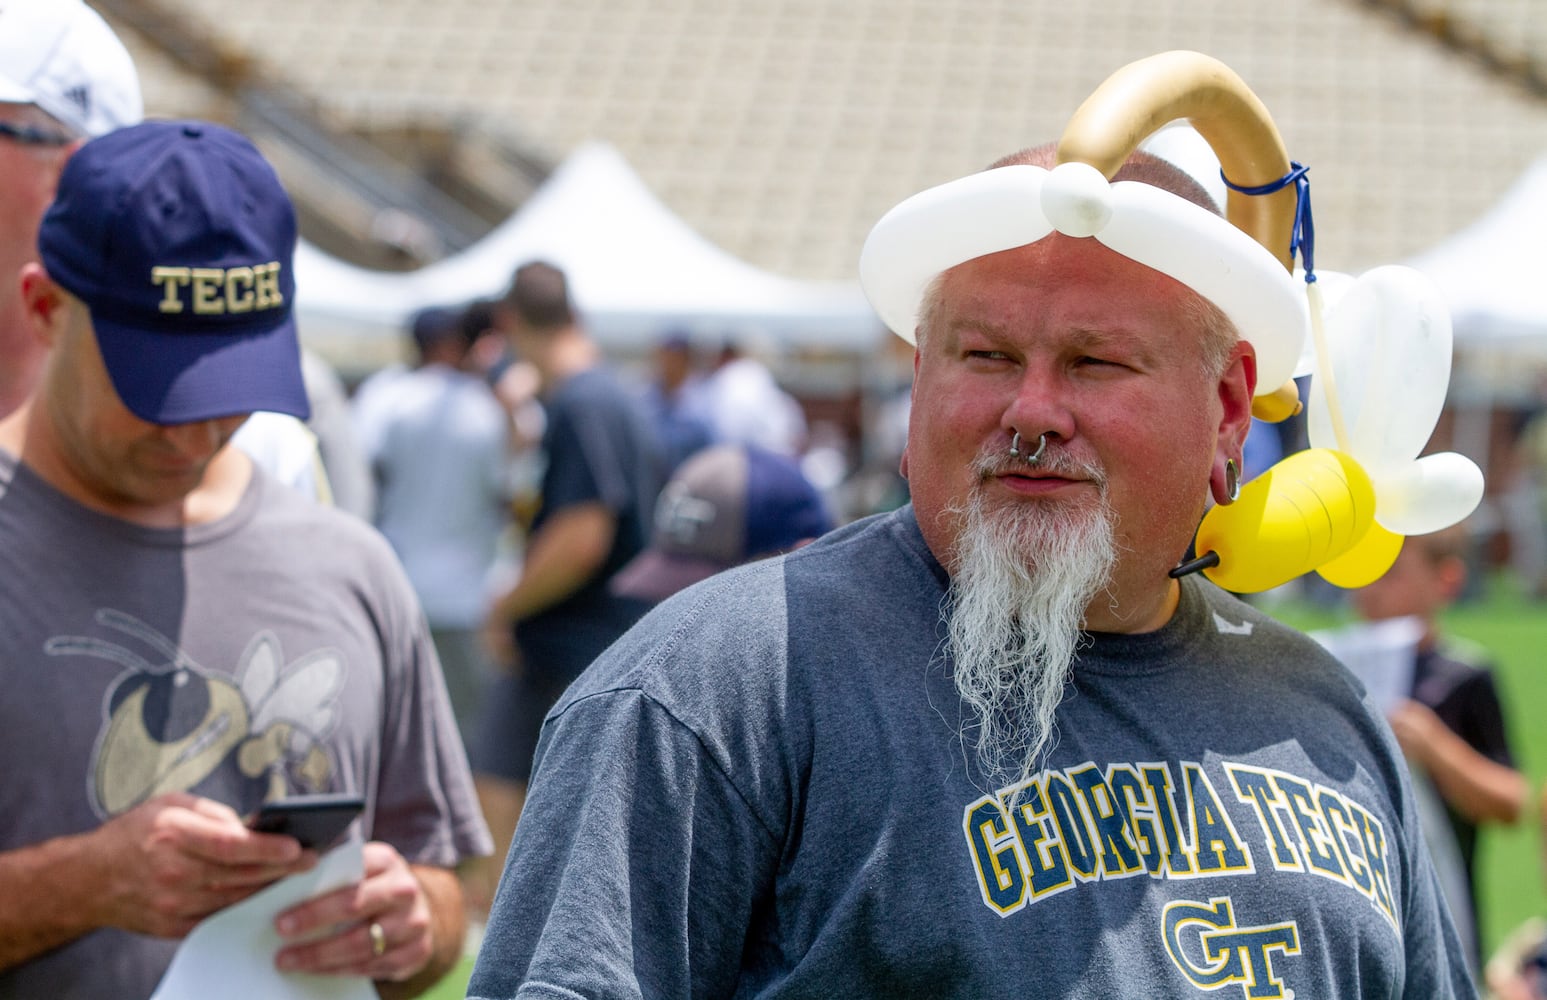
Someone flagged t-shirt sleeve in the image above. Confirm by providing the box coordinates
[369,551,493,867]
[468,688,777,1000]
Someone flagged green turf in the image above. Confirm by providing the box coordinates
[423,955,475,1000]
[1264,573,1547,960]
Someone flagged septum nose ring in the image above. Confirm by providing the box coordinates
[1009,431,1047,465]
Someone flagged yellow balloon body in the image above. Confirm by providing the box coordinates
[1317,523,1403,588]
[1195,449,1376,593]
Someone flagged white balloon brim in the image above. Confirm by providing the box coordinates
[858,162,1309,397]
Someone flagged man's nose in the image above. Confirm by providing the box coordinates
[1001,364,1075,447]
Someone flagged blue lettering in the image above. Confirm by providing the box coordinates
[1073,765,1142,876]
[1142,764,1194,875]
[1274,775,1344,878]
[1227,767,1301,869]
[1010,781,1072,898]
[1186,765,1250,872]
[1047,773,1099,879]
[964,798,1026,913]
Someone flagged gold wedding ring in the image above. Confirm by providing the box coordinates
[369,920,387,958]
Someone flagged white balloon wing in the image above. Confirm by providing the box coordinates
[1372,452,1485,535]
[1306,265,1453,474]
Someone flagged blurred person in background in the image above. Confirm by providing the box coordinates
[640,329,715,474]
[1488,918,1547,1000]
[300,348,375,520]
[455,296,545,470]
[467,260,663,918]
[0,0,141,418]
[701,334,807,457]
[353,304,514,745]
[1509,378,1547,599]
[610,442,833,605]
[1350,524,1525,975]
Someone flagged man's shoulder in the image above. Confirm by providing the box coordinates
[0,450,45,529]
[561,508,933,704]
[574,558,795,689]
[233,475,423,619]
[789,504,935,573]
[554,365,645,415]
[1186,579,1354,677]
[1192,579,1317,635]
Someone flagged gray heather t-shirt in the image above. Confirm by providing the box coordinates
[0,452,492,998]
[470,505,1474,999]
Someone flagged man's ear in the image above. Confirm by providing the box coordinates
[1217,342,1256,452]
[18,264,70,348]
[1209,342,1257,506]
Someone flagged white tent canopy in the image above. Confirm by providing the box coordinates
[293,142,884,358]
[1405,155,1547,358]
[1401,157,1547,530]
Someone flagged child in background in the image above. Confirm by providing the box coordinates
[1351,523,1526,975]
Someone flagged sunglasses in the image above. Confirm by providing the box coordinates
[0,120,75,147]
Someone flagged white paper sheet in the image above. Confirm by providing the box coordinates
[150,839,376,1000]
[1310,616,1424,715]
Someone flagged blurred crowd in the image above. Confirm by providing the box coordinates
[335,265,847,926]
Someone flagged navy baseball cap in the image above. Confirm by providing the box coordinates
[37,120,309,424]
[612,444,834,602]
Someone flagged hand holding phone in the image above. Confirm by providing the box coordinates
[249,793,364,850]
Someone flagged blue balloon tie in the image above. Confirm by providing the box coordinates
[1221,161,1315,283]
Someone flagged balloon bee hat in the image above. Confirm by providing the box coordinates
[860,50,1484,593]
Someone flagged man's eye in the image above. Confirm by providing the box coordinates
[966,350,1010,361]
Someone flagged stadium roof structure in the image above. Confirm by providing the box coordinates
[98,0,1547,393]
[111,0,1547,283]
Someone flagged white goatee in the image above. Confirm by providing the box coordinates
[943,445,1118,797]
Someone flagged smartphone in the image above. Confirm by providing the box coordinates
[249,793,365,850]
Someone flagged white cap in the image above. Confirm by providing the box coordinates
[0,0,142,138]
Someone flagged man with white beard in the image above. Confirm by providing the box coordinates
[469,142,1474,998]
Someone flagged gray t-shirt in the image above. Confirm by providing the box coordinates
[0,452,492,998]
[470,505,1474,999]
